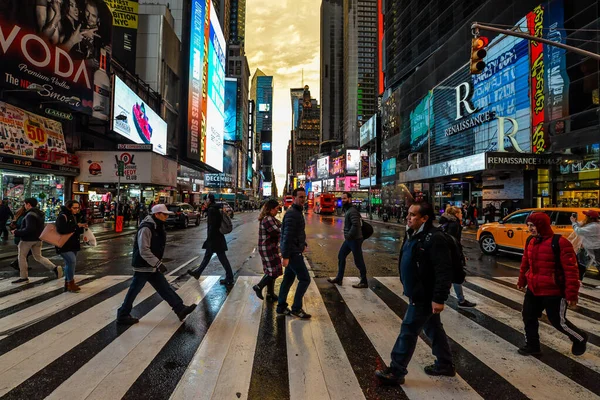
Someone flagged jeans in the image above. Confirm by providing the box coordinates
[192,250,234,281]
[336,239,367,282]
[390,303,453,377]
[118,271,184,318]
[453,283,465,303]
[59,251,77,281]
[277,252,310,312]
[522,289,586,347]
[18,241,57,279]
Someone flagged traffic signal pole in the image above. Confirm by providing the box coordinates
[472,23,600,61]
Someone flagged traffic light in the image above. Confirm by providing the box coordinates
[470,36,488,74]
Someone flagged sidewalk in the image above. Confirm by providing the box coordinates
[0,222,138,261]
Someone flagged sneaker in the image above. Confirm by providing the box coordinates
[327,277,343,286]
[276,307,291,316]
[177,304,197,321]
[116,315,140,325]
[253,285,264,300]
[572,333,588,356]
[423,363,456,377]
[11,277,29,284]
[187,269,201,280]
[375,367,405,386]
[518,344,542,356]
[290,309,312,319]
[458,300,477,308]
[53,266,64,279]
[220,279,234,286]
[352,281,369,289]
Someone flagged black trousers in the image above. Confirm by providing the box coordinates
[193,249,234,281]
[522,289,586,347]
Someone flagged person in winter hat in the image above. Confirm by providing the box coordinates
[517,212,587,356]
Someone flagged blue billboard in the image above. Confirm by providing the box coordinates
[224,78,238,141]
[382,158,396,177]
[262,143,271,151]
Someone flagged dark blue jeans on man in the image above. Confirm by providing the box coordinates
[336,239,367,282]
[390,302,454,377]
[277,252,310,312]
[118,271,184,318]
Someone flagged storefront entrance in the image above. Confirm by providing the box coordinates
[0,171,65,222]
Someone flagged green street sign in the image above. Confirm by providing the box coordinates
[117,161,125,177]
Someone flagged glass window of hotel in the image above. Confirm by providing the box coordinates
[0,172,65,222]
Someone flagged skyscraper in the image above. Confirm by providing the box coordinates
[229,0,246,45]
[212,0,230,43]
[251,69,273,150]
[293,86,320,174]
[320,0,344,146]
[343,0,379,147]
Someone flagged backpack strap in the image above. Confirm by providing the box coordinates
[551,234,566,295]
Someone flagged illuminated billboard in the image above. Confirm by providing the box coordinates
[360,115,377,147]
[224,78,238,141]
[263,181,272,197]
[346,150,360,175]
[204,5,226,171]
[187,0,209,160]
[317,156,330,179]
[262,143,271,151]
[330,151,345,176]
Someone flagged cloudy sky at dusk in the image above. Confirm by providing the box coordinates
[245,0,321,193]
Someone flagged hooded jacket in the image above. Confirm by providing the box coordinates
[518,212,579,302]
[572,221,600,250]
[439,213,462,241]
[13,208,45,242]
[132,215,167,272]
[56,206,83,253]
[343,204,363,241]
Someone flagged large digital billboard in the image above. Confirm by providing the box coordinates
[317,156,329,179]
[263,181,272,197]
[346,150,360,175]
[187,0,209,161]
[382,158,397,177]
[111,77,167,155]
[204,5,226,171]
[360,115,377,147]
[330,151,345,176]
[0,0,113,118]
[224,78,238,141]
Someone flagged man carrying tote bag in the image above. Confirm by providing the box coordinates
[11,198,63,284]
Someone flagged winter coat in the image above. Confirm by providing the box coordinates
[13,208,45,242]
[203,203,228,252]
[572,221,600,250]
[13,215,25,245]
[343,205,363,241]
[55,206,83,253]
[258,215,282,277]
[518,213,579,302]
[280,203,306,259]
[439,213,462,241]
[132,215,167,273]
[0,204,13,221]
[398,223,453,305]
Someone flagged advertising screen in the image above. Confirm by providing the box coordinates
[247,157,253,182]
[317,156,329,179]
[0,0,113,117]
[330,152,345,176]
[106,0,139,72]
[187,0,209,160]
[224,78,238,141]
[360,115,377,147]
[258,104,270,112]
[204,5,226,171]
[263,181,272,197]
[382,158,397,177]
[410,92,433,152]
[346,150,360,175]
[112,77,167,155]
[307,163,317,180]
[262,143,271,151]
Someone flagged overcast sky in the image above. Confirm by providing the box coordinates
[245,0,321,194]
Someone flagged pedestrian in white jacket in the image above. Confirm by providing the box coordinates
[570,210,600,280]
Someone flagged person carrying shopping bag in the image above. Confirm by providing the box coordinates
[570,210,600,281]
[56,200,87,292]
[253,199,282,301]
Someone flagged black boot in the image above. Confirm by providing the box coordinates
[266,278,277,302]
[253,275,273,301]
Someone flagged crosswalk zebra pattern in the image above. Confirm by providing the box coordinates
[1,264,600,399]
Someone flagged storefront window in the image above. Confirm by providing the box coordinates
[0,171,65,222]
[537,169,551,208]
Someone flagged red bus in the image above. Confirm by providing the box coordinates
[283,195,293,210]
[314,193,336,214]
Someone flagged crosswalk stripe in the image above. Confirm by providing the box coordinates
[0,275,93,312]
[468,277,600,339]
[170,276,259,400]
[58,276,219,400]
[583,276,600,287]
[0,277,46,294]
[336,277,481,399]
[0,275,179,397]
[376,277,600,399]
[286,280,365,400]
[0,275,130,335]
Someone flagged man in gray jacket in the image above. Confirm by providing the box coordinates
[328,192,368,288]
[117,204,196,325]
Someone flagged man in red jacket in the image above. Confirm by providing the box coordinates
[517,212,587,356]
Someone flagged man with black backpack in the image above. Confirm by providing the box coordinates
[188,194,234,285]
[375,202,455,386]
[517,212,587,356]
[327,192,369,288]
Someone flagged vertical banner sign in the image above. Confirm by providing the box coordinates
[224,78,238,141]
[187,0,208,160]
[105,0,138,72]
[544,1,569,130]
[528,5,547,154]
[200,1,211,162]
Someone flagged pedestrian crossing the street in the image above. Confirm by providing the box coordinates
[0,269,600,399]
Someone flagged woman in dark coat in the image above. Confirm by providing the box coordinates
[56,200,87,292]
[253,199,282,301]
[188,194,234,285]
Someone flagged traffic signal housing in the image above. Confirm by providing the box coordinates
[470,36,488,74]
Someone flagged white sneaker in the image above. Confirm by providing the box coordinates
[54,266,64,279]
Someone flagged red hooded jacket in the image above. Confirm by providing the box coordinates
[518,212,579,302]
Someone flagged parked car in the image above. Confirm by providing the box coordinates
[477,207,600,255]
[166,203,201,228]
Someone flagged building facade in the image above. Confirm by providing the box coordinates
[320,0,345,146]
[343,0,379,148]
[293,86,321,175]
[380,0,599,212]
[229,0,247,45]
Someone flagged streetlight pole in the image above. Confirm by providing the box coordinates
[368,144,373,220]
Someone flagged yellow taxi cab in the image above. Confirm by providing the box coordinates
[477,207,600,255]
